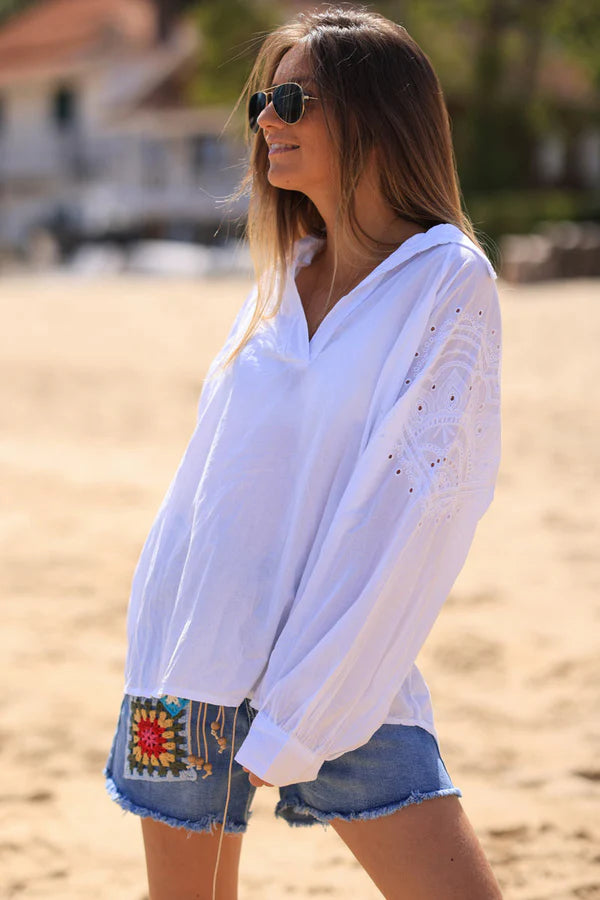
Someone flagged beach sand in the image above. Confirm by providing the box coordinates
[1,272,598,899]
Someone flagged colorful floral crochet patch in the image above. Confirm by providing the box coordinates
[124,695,197,782]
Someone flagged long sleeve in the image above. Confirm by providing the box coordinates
[234,253,502,786]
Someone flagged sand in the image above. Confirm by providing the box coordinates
[1,271,599,899]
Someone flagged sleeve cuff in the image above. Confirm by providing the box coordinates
[233,709,323,786]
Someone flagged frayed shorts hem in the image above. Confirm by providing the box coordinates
[103,694,463,836]
[103,767,249,835]
[274,785,463,830]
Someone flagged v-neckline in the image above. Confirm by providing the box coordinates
[291,231,425,354]
[294,255,334,343]
[282,224,479,364]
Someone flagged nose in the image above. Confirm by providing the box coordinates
[256,97,283,131]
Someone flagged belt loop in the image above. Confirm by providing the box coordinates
[244,697,256,724]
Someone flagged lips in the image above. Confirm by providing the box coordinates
[268,143,300,155]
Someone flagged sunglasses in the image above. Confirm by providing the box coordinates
[248,82,319,133]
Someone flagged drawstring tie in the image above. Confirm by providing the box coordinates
[184,699,240,900]
[185,700,229,775]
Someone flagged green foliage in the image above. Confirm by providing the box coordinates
[465,187,600,244]
[0,0,37,24]
[379,0,600,88]
[547,0,600,87]
[186,0,281,108]
[376,0,599,203]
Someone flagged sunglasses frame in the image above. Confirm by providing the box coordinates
[248,81,320,133]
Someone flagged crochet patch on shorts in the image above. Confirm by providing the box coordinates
[124,695,198,782]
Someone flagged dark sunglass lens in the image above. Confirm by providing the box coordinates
[273,83,304,124]
[248,92,266,132]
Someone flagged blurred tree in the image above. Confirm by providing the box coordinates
[186,0,282,110]
[376,0,600,203]
[548,0,600,87]
[0,0,36,24]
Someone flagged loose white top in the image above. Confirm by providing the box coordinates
[123,223,502,787]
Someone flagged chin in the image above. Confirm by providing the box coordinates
[266,170,303,191]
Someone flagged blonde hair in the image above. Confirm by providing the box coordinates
[218,3,488,370]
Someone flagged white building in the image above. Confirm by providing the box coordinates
[0,0,249,253]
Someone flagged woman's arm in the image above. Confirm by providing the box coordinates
[235,254,502,787]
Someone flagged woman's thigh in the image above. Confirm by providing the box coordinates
[103,693,259,899]
[141,816,243,900]
[331,794,503,900]
[274,721,502,896]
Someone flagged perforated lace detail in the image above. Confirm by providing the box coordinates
[387,297,501,526]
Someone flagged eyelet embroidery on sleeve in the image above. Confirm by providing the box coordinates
[387,300,500,525]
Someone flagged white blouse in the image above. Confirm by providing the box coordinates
[123,223,502,787]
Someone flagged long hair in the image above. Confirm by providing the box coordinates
[217,3,488,371]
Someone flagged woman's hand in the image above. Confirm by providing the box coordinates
[242,766,274,787]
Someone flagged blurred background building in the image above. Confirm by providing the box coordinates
[0,0,248,268]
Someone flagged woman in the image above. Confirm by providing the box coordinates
[104,5,504,899]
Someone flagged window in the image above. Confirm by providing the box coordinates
[190,135,222,177]
[52,85,78,131]
[141,139,168,188]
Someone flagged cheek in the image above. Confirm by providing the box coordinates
[300,132,338,179]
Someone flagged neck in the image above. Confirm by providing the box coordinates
[308,171,426,283]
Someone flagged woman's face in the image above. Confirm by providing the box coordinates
[256,43,337,198]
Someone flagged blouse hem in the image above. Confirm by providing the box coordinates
[122,683,250,707]
[122,687,438,740]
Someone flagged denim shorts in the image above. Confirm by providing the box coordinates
[103,693,462,835]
